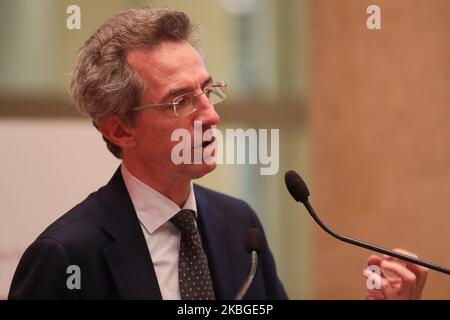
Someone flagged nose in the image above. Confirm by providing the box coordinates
[194,93,220,126]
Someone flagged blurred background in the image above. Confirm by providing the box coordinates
[0,0,449,299]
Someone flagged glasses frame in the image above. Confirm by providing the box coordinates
[130,80,227,117]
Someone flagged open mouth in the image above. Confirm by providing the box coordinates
[202,136,216,148]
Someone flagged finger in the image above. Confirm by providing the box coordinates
[363,270,398,300]
[384,249,428,298]
[366,254,389,278]
[381,260,417,299]
[363,270,381,292]
[404,264,428,299]
[363,267,384,280]
[401,263,428,299]
[390,249,428,296]
[383,249,415,268]
[364,266,390,280]
[378,274,399,300]
[363,268,401,291]
[366,290,385,300]
[384,248,417,260]
[410,266,428,299]
[363,267,389,279]
[368,254,382,266]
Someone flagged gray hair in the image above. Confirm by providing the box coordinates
[69,6,198,158]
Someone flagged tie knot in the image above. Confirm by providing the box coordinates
[171,209,197,235]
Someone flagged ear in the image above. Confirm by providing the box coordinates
[97,116,136,150]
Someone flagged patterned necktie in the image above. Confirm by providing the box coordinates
[171,209,216,300]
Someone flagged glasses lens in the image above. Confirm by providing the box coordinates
[209,84,227,105]
[169,81,227,117]
[173,93,196,117]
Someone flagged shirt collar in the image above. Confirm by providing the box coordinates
[121,163,197,234]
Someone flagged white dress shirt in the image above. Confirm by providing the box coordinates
[121,164,197,300]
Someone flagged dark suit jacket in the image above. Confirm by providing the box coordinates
[9,168,287,300]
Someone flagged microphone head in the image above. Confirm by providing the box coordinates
[245,228,263,255]
[284,170,310,203]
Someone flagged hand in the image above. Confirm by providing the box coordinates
[363,248,428,300]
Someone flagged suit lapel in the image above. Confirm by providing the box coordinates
[194,185,236,299]
[97,169,237,299]
[100,168,162,300]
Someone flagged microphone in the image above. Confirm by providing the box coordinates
[284,170,450,275]
[235,228,263,300]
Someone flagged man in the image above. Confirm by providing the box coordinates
[9,6,287,300]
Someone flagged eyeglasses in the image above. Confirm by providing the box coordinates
[131,80,227,118]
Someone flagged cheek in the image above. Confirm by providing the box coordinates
[135,120,190,156]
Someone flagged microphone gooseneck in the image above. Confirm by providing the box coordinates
[235,228,263,300]
[285,170,450,275]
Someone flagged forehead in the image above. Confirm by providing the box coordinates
[126,41,209,101]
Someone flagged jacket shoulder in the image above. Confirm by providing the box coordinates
[37,186,106,245]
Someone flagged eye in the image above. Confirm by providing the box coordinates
[175,95,190,108]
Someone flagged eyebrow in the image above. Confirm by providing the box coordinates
[161,76,213,102]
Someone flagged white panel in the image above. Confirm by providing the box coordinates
[0,119,119,298]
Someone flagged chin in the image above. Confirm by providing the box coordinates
[187,162,217,180]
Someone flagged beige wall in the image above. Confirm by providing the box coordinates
[312,0,450,299]
[0,119,120,298]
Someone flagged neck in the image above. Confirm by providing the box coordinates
[122,161,191,207]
